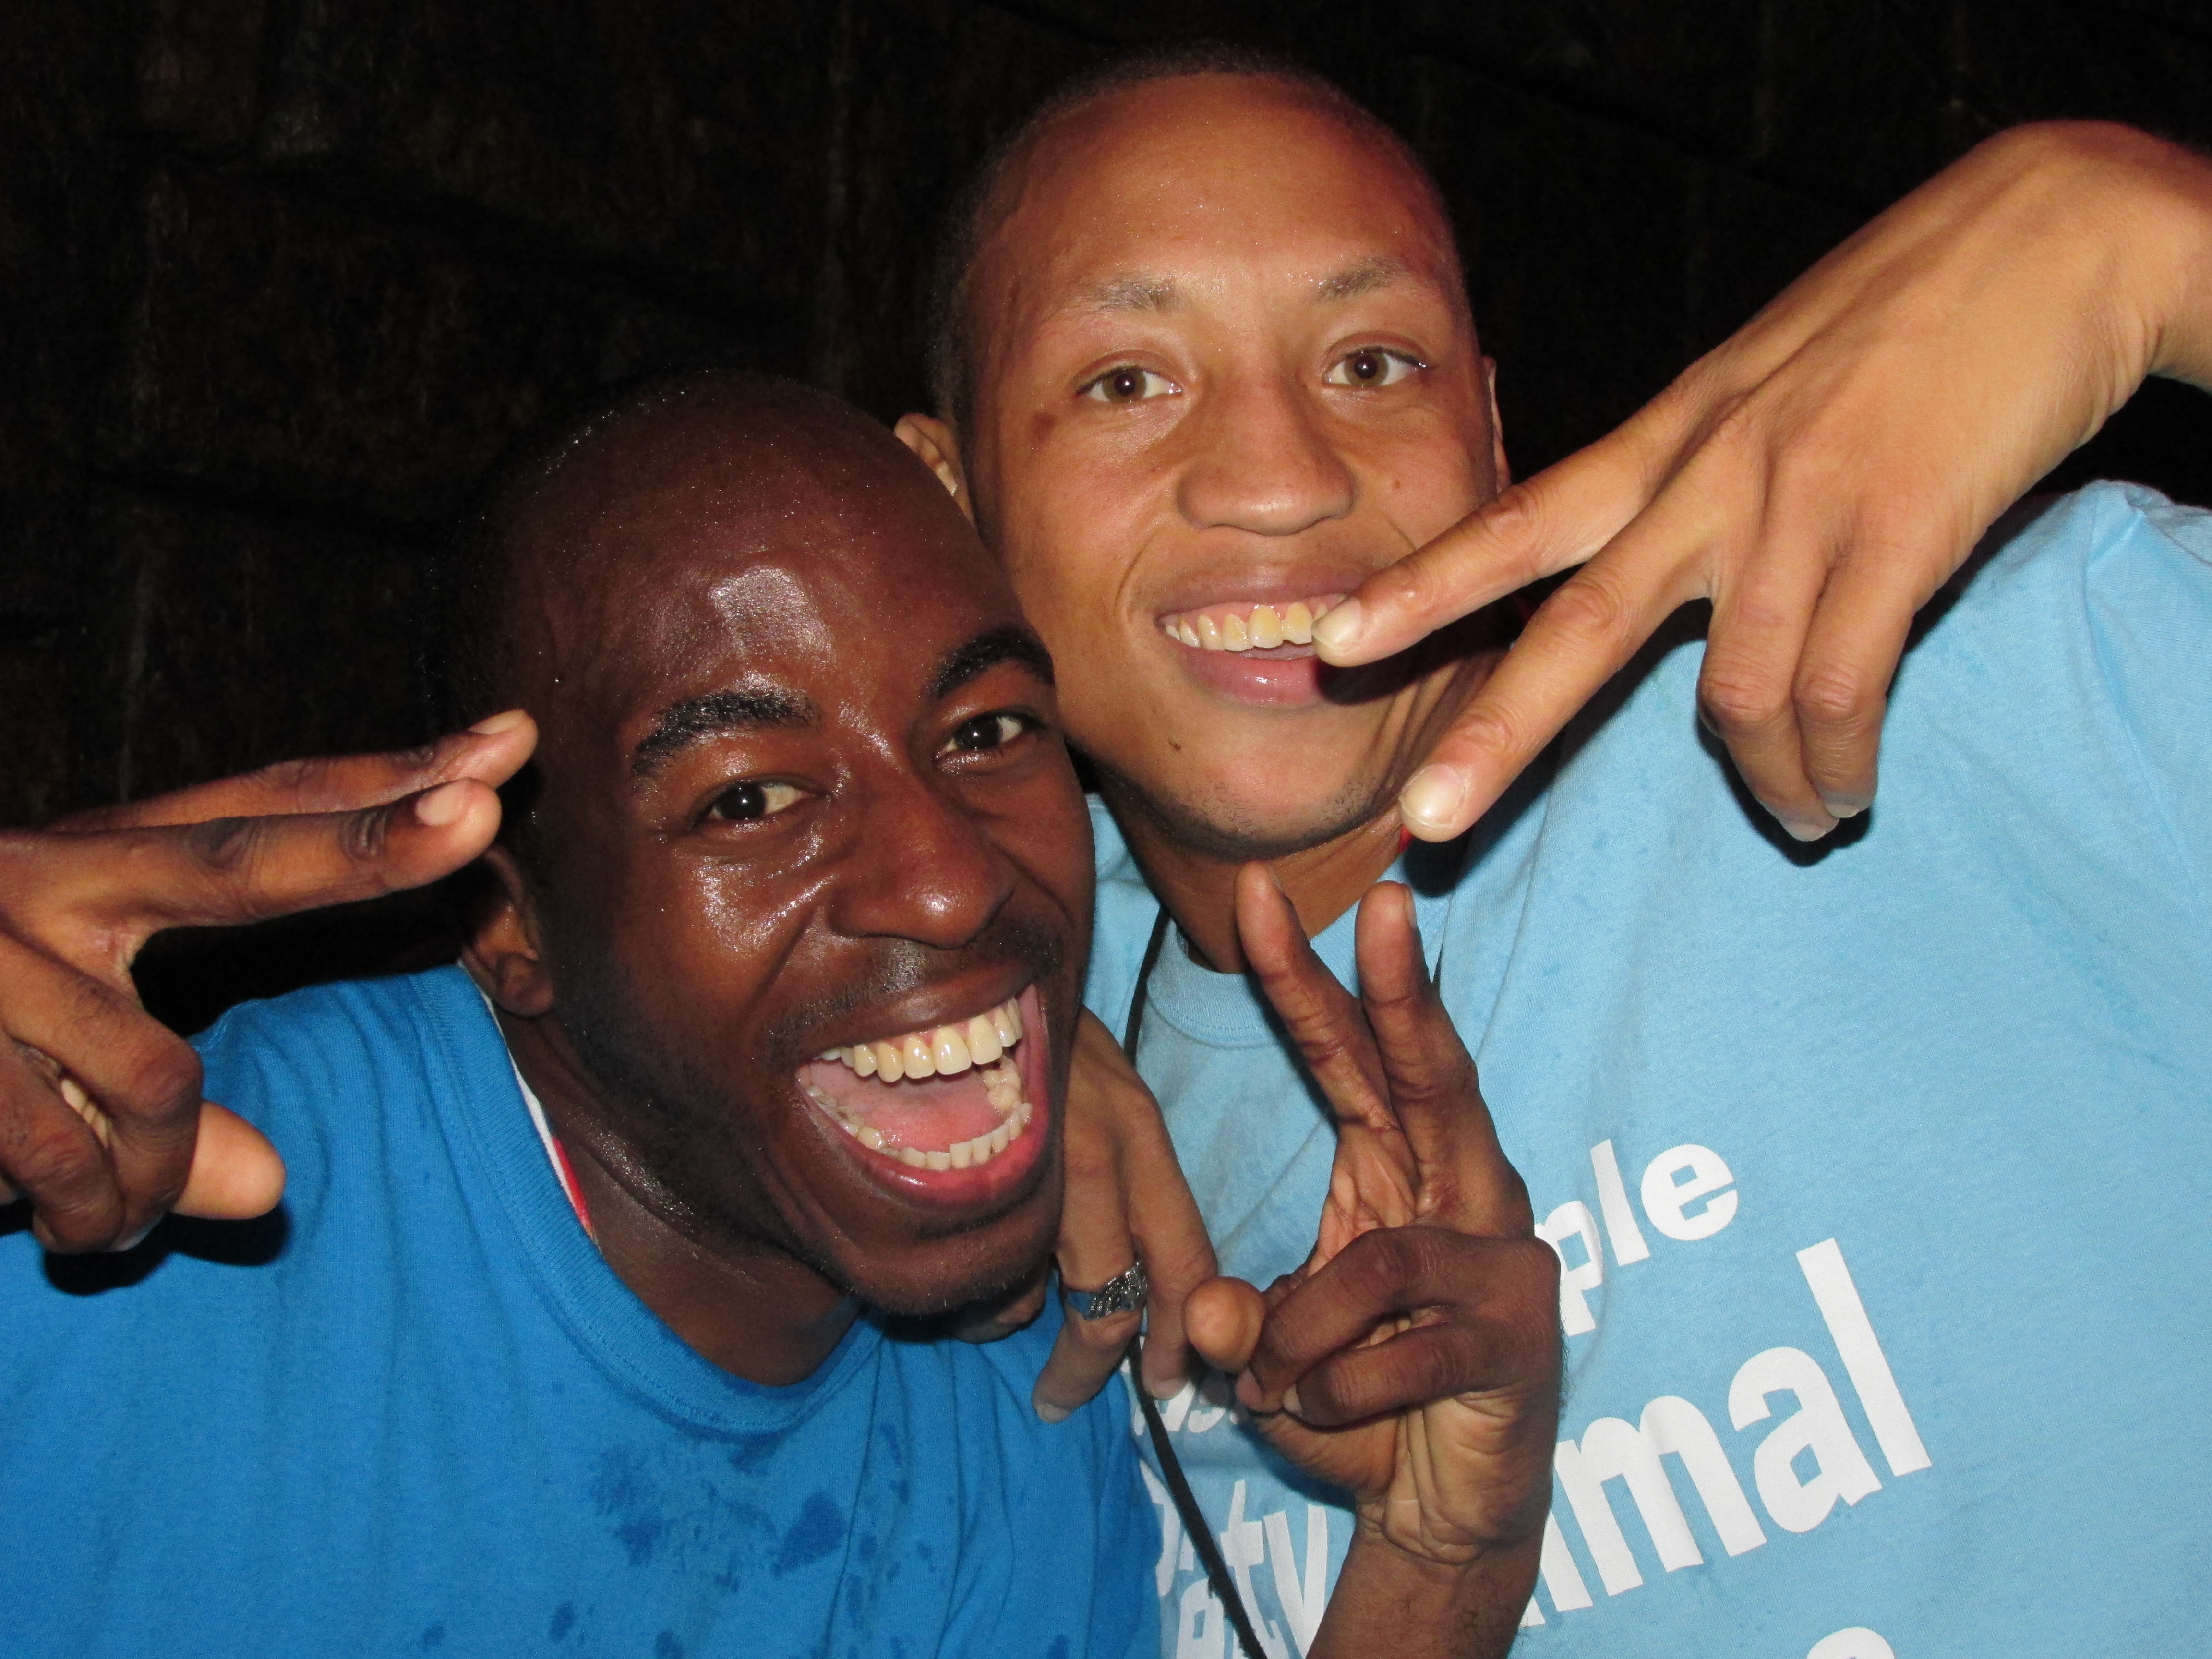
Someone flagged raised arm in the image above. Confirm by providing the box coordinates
[0,714,534,1250]
[1314,121,2212,842]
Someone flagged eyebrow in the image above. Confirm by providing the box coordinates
[1066,257,1412,317]
[1314,255,1412,302]
[632,685,817,776]
[1072,274,1180,314]
[927,625,1055,703]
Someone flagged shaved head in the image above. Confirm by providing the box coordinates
[441,371,971,731]
[925,45,1459,428]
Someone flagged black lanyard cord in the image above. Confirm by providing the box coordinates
[1123,905,1270,1659]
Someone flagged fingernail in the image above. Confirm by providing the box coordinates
[1310,597,1365,661]
[1032,1392,1071,1424]
[1280,1384,1304,1419]
[468,709,528,736]
[1399,764,1468,837]
[414,780,470,827]
[1819,793,1871,820]
[1777,810,1837,843]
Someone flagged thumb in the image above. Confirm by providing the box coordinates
[172,1103,286,1220]
[1185,1275,1267,1376]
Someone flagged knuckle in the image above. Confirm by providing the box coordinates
[1793,658,1882,733]
[1695,388,1767,464]
[245,755,330,811]
[1074,1308,1142,1346]
[1342,1224,1437,1298]
[1540,569,1635,647]
[4,1125,114,1234]
[116,1041,203,1123]
[1402,1325,1486,1403]
[335,803,396,866]
[1697,656,1790,737]
[179,814,264,883]
[1445,701,1524,767]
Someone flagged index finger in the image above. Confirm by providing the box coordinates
[1233,863,1394,1133]
[30,782,503,960]
[1395,521,1699,840]
[1352,884,1529,1236]
[1311,429,1660,669]
[57,712,536,832]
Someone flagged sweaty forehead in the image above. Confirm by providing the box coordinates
[500,399,1011,727]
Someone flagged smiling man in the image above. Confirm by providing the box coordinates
[0,370,1551,1659]
[895,48,2212,1659]
[0,373,1147,1658]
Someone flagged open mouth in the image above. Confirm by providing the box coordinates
[1158,594,1346,656]
[797,985,1049,1200]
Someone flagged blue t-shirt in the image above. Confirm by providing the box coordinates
[0,965,1151,1659]
[1089,483,2212,1659]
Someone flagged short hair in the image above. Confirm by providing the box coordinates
[922,42,1457,430]
[427,368,890,736]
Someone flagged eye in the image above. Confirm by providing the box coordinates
[939,712,1034,756]
[705,780,805,823]
[1324,347,1425,389]
[1079,364,1177,405]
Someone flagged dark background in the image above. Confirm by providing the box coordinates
[4,0,2210,1024]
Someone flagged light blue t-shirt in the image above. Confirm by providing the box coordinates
[0,965,1153,1659]
[1089,483,2212,1659]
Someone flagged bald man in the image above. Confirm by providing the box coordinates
[893,46,2212,1659]
[0,375,1168,1658]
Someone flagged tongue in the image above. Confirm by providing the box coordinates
[799,1060,1009,1152]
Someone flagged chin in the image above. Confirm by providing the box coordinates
[840,1231,1056,1321]
[1095,752,1396,864]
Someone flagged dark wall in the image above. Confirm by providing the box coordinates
[4,0,2209,1017]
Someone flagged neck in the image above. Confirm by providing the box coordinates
[496,1010,858,1386]
[1101,784,1407,973]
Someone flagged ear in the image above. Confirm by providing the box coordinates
[893,413,976,523]
[1482,357,1511,489]
[460,845,556,1018]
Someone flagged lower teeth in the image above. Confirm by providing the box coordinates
[806,1060,1032,1170]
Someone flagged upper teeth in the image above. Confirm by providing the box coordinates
[818,997,1022,1083]
[1159,598,1338,653]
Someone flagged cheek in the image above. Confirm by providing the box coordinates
[1357,410,1500,540]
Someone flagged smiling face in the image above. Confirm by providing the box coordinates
[479,384,1092,1320]
[950,73,1508,858]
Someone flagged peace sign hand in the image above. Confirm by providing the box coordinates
[1189,867,1559,1654]
[0,714,535,1252]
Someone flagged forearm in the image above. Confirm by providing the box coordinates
[1310,1530,1541,1659]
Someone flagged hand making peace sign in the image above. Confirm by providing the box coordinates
[1188,867,1561,1654]
[0,714,535,1251]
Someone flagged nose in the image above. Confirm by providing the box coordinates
[1175,366,1356,536]
[829,767,1016,950]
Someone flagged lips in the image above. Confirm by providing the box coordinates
[797,983,1052,1208]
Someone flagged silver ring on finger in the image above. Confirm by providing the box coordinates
[1064,1261,1148,1321]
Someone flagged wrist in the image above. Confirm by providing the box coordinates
[1314,1528,1542,1659]
[1980,122,2212,395]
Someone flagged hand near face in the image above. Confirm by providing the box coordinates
[949,1009,1219,1418]
[1315,121,2212,843]
[1188,869,1558,1651]
[0,715,533,1250]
